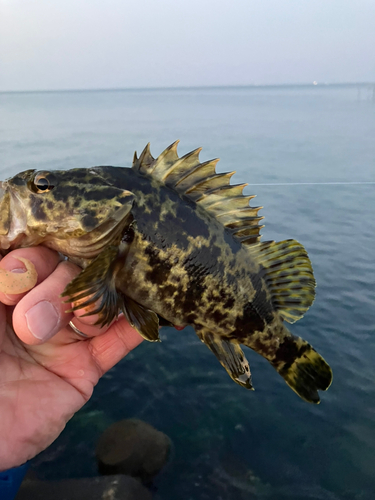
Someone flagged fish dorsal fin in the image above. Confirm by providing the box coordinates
[133,141,264,245]
[247,239,316,323]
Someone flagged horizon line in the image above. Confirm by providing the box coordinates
[1,81,374,95]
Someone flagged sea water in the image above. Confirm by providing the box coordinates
[1,85,374,499]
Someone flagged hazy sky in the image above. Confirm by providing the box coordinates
[0,0,374,91]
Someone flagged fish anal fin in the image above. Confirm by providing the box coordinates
[132,142,263,244]
[197,328,253,390]
[248,239,316,323]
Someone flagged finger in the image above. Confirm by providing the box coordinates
[0,247,61,306]
[12,260,81,345]
[88,316,143,374]
[69,316,111,338]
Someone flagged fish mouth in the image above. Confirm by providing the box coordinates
[0,180,29,248]
[0,180,10,199]
[0,181,11,240]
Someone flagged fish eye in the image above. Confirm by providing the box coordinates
[31,172,56,194]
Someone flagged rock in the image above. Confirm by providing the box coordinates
[15,475,152,500]
[96,419,171,483]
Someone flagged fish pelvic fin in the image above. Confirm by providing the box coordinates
[120,295,160,342]
[196,328,253,390]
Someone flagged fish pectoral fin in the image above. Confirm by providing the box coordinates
[196,328,253,390]
[62,243,160,340]
[62,245,123,327]
[247,239,316,323]
[121,295,160,342]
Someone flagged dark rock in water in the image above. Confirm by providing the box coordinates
[96,419,171,483]
[15,475,152,500]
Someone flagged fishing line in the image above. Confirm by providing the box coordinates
[247,181,375,186]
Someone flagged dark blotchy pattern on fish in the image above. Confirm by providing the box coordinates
[0,142,332,403]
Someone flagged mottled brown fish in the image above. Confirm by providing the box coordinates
[0,142,332,403]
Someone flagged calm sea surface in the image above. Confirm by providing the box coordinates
[1,85,375,499]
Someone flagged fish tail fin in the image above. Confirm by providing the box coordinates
[273,335,333,404]
[242,323,332,403]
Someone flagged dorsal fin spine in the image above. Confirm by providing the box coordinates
[226,216,264,228]
[162,148,202,183]
[157,140,179,164]
[206,194,257,211]
[197,184,250,210]
[185,172,235,197]
[174,158,219,188]
[133,143,154,174]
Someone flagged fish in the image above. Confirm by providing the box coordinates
[0,142,332,403]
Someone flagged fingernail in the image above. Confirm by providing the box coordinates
[25,301,59,340]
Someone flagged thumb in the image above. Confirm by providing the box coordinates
[12,261,78,345]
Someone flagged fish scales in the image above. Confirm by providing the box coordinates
[0,142,332,403]
[113,170,253,326]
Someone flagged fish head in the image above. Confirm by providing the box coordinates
[0,168,135,258]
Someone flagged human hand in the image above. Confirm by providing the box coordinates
[0,247,143,471]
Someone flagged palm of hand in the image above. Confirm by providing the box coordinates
[0,248,143,471]
[0,308,98,469]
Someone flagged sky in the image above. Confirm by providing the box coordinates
[0,0,374,92]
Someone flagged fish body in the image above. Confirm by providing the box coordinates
[0,142,332,403]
